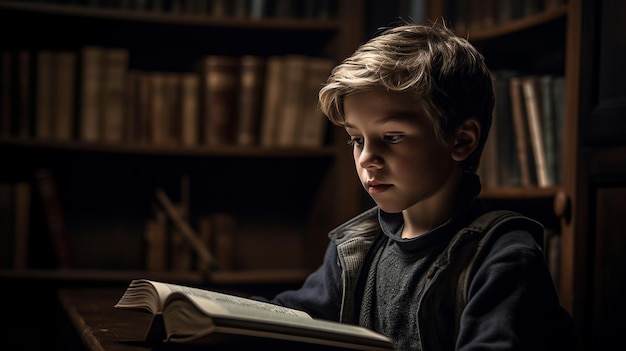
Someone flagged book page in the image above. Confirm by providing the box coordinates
[169,292,391,343]
[166,284,311,321]
[114,279,176,313]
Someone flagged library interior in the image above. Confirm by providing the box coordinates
[0,0,625,350]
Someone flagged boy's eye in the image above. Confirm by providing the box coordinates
[347,137,364,147]
[384,135,403,143]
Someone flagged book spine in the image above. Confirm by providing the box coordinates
[53,51,77,141]
[297,57,333,147]
[35,50,54,140]
[17,50,33,139]
[212,212,236,271]
[180,73,199,146]
[260,56,285,147]
[144,204,168,271]
[149,72,167,145]
[136,71,153,144]
[493,70,522,186]
[0,182,14,268]
[36,168,72,269]
[276,55,307,146]
[80,46,105,142]
[0,51,12,137]
[509,76,535,187]
[236,55,265,146]
[12,181,31,269]
[102,48,130,144]
[163,72,182,146]
[202,55,239,146]
[521,76,551,187]
[539,74,557,186]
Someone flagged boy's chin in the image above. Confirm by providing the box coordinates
[371,200,405,214]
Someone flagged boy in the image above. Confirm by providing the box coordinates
[260,22,573,350]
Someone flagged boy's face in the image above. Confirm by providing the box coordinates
[343,90,461,214]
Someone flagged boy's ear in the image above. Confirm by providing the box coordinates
[451,118,480,161]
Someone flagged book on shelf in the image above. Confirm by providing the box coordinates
[211,212,236,271]
[260,55,286,147]
[494,0,517,24]
[101,48,130,144]
[201,55,239,146]
[297,57,333,147]
[521,75,553,187]
[0,182,13,268]
[114,279,394,350]
[467,0,495,30]
[163,72,183,146]
[36,50,77,141]
[538,74,559,186]
[144,203,168,271]
[79,46,105,142]
[509,76,537,187]
[276,55,308,146]
[552,75,566,184]
[125,69,139,143]
[149,72,168,145]
[492,70,522,187]
[13,181,31,270]
[35,168,72,269]
[1,51,12,137]
[180,72,200,146]
[17,50,33,139]
[210,0,232,17]
[53,51,77,141]
[0,181,32,269]
[134,71,153,145]
[35,50,54,140]
[236,55,265,146]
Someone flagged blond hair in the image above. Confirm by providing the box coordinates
[319,22,494,172]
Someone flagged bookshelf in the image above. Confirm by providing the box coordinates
[429,0,576,303]
[0,0,365,289]
[430,0,626,350]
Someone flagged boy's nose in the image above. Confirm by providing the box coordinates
[359,144,384,169]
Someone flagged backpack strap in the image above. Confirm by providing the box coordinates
[453,210,543,335]
[417,210,543,350]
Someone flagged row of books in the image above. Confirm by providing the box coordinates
[479,71,565,189]
[449,0,567,33]
[8,0,338,20]
[146,187,305,273]
[0,169,72,270]
[0,48,334,148]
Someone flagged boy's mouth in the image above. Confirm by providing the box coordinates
[366,180,391,194]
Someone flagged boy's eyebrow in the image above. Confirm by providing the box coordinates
[344,114,416,129]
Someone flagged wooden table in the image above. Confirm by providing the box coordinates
[57,288,360,351]
[58,287,158,351]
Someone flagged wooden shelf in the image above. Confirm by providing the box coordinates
[0,137,337,158]
[0,268,312,285]
[458,4,569,42]
[0,1,340,30]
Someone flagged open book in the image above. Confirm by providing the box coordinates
[114,279,395,350]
